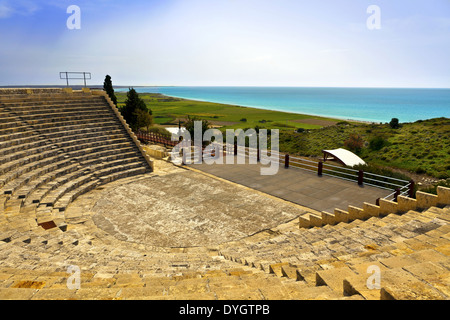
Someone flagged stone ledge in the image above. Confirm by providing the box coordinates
[299,187,450,228]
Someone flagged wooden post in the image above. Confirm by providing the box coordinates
[409,180,415,198]
[182,148,186,165]
[358,170,364,185]
[285,154,290,168]
[394,189,400,202]
[318,161,323,176]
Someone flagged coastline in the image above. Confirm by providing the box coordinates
[114,86,450,124]
[134,91,379,125]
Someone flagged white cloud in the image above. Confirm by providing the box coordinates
[0,0,39,19]
[0,2,13,18]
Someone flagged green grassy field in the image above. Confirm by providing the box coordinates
[115,92,341,131]
[115,91,449,185]
[279,117,450,180]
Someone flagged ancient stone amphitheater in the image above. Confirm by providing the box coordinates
[0,88,449,300]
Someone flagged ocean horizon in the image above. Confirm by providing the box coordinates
[115,86,450,123]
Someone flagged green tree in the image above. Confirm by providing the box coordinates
[389,118,400,129]
[134,109,153,132]
[103,75,117,106]
[184,115,211,145]
[121,88,148,131]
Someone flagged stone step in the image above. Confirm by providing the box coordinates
[9,108,109,122]
[98,166,149,186]
[0,148,60,176]
[0,93,99,103]
[45,128,125,146]
[17,112,117,125]
[0,124,32,136]
[0,132,43,151]
[8,101,107,112]
[0,128,36,143]
[0,143,53,166]
[13,162,81,203]
[0,153,71,191]
[0,96,99,104]
[40,124,122,141]
[30,119,119,133]
[39,172,98,207]
[0,139,49,158]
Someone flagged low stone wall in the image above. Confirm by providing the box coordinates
[143,145,169,159]
[299,186,450,228]
[0,88,65,95]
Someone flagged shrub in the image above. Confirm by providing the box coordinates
[369,136,388,151]
[415,167,426,174]
[437,172,449,179]
[389,118,400,129]
[240,118,247,122]
[344,133,364,154]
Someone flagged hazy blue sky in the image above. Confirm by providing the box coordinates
[1,0,449,87]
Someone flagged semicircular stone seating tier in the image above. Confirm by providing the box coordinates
[0,88,153,233]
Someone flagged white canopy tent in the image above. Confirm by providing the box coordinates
[322,148,366,167]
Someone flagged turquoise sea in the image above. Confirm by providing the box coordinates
[115,87,450,123]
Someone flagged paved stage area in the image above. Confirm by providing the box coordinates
[84,160,308,248]
[188,156,391,213]
[79,157,390,248]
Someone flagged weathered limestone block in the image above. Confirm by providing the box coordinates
[397,195,417,213]
[416,191,438,210]
[144,145,168,159]
[379,199,398,216]
[347,205,365,220]
[334,208,349,223]
[363,202,380,218]
[299,215,312,228]
[269,262,290,277]
[309,213,323,227]
[437,186,450,206]
[380,268,445,300]
[316,266,357,294]
[321,211,336,225]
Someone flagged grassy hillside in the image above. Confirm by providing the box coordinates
[278,117,450,180]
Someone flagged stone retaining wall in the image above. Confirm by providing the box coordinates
[300,186,450,228]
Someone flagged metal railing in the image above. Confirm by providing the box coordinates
[166,140,415,202]
[136,130,179,147]
[59,72,92,87]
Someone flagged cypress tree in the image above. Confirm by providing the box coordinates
[103,75,118,106]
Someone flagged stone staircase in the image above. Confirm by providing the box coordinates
[0,216,345,300]
[218,202,450,300]
[0,88,153,234]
